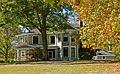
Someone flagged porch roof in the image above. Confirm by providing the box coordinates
[14,44,35,50]
[14,44,59,50]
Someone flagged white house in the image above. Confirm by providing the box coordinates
[14,23,81,61]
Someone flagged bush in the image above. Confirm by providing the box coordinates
[0,58,4,63]
[0,58,14,63]
[81,52,92,60]
[8,58,14,63]
[79,48,96,60]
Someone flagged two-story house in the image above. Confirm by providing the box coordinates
[14,23,80,61]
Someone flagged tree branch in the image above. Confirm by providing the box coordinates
[0,48,6,55]
[0,24,5,27]
[27,18,42,33]
[0,41,6,49]
[36,11,42,28]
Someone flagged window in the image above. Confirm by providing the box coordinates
[50,36,55,44]
[103,56,105,59]
[53,51,55,58]
[71,47,75,58]
[58,38,61,42]
[63,47,68,57]
[20,37,23,43]
[33,36,38,44]
[24,36,27,43]
[58,48,60,58]
[21,51,25,56]
[63,37,68,42]
[71,38,75,42]
[48,50,55,59]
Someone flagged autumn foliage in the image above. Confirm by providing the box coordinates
[71,0,120,48]
[44,0,120,48]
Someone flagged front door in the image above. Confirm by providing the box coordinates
[48,51,55,60]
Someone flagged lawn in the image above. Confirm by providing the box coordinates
[0,61,120,74]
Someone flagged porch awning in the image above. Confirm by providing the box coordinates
[14,44,35,50]
[48,46,59,49]
[14,43,59,50]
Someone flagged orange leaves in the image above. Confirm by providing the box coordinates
[55,0,120,47]
[83,23,119,48]
[101,9,109,14]
[73,0,80,5]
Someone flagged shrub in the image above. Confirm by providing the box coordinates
[0,58,4,63]
[79,48,96,60]
[0,58,14,63]
[113,48,120,61]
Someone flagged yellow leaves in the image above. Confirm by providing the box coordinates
[44,0,80,6]
[44,0,55,5]
[57,0,64,6]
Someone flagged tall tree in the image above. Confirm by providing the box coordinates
[0,1,20,62]
[3,0,73,60]
[0,13,18,62]
[76,0,120,49]
[61,0,120,49]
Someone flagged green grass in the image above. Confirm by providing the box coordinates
[0,61,120,74]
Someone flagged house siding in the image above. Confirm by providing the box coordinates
[28,35,32,45]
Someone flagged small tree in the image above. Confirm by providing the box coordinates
[0,25,18,62]
[0,2,19,62]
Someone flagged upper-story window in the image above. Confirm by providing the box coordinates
[50,36,55,44]
[71,38,75,42]
[63,37,68,42]
[58,34,61,42]
[33,36,38,44]
[24,36,27,43]
[58,37,61,42]
[20,37,23,43]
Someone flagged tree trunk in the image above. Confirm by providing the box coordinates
[5,49,8,63]
[41,14,48,61]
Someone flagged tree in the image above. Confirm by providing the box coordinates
[0,1,19,62]
[0,26,17,62]
[63,0,120,49]
[3,0,73,60]
[79,0,120,49]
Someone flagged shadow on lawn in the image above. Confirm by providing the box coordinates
[0,60,119,65]
[13,60,120,65]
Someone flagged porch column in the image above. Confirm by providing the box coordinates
[77,45,79,59]
[75,46,77,59]
[60,33,63,60]
[55,49,58,60]
[69,33,72,61]
[17,50,21,61]
[14,49,17,61]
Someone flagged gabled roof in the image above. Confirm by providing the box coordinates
[16,22,80,37]
[96,51,115,56]
[67,22,79,31]
[31,22,80,33]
